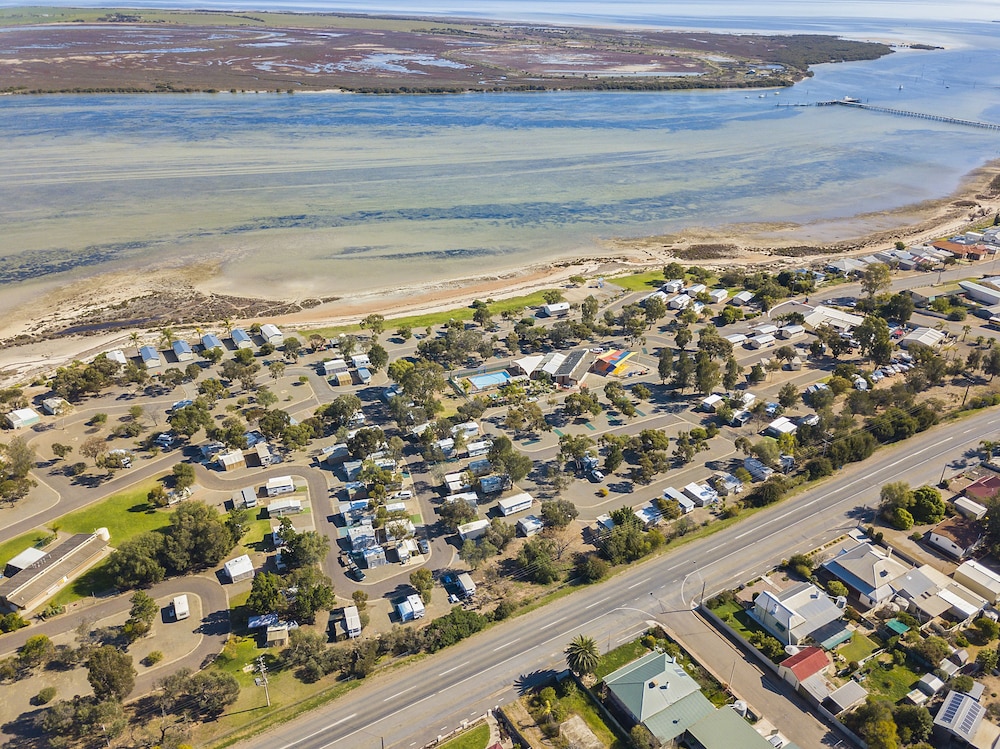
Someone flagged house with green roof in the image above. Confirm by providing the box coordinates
[603,650,779,748]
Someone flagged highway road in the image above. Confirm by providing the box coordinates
[235,405,1000,749]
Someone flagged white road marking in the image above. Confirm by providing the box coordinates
[539,616,567,630]
[383,685,417,702]
[438,661,469,676]
[627,576,651,590]
[585,595,611,609]
[492,638,521,652]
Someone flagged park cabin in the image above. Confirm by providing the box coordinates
[700,394,724,413]
[662,279,684,293]
[234,486,258,509]
[517,515,544,536]
[730,290,755,306]
[105,349,128,366]
[747,334,775,350]
[231,328,253,349]
[201,333,223,351]
[139,345,162,369]
[667,294,691,310]
[498,492,533,516]
[217,450,246,472]
[265,475,295,497]
[540,302,570,318]
[267,497,303,518]
[223,554,254,583]
[396,594,426,622]
[41,398,68,416]
[777,324,805,339]
[171,340,194,362]
[342,605,362,638]
[458,519,490,541]
[260,324,283,345]
[457,572,477,598]
[685,283,707,296]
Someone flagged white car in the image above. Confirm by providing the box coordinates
[394,490,413,499]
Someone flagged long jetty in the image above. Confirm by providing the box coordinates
[816,99,1000,131]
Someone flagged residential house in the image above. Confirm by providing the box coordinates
[260,324,283,345]
[954,560,1000,605]
[821,542,909,608]
[928,516,982,559]
[892,565,985,624]
[777,646,830,689]
[223,554,255,583]
[684,706,774,749]
[603,651,717,747]
[5,408,40,429]
[171,340,194,362]
[933,690,986,746]
[824,681,869,715]
[964,475,1000,503]
[322,443,350,466]
[752,582,848,646]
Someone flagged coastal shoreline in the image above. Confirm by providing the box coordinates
[0,156,996,388]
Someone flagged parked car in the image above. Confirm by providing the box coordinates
[418,538,430,555]
[589,469,605,482]
[348,567,366,582]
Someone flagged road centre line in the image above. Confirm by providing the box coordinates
[383,685,417,702]
[585,596,611,609]
[627,576,651,590]
[438,661,469,676]
[539,616,567,630]
[492,638,521,652]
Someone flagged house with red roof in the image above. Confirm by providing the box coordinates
[965,475,1000,503]
[777,646,830,690]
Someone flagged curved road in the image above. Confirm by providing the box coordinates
[230,405,1000,749]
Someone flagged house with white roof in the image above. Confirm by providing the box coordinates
[265,475,295,497]
[900,327,946,349]
[5,408,40,429]
[540,302,570,317]
[682,483,718,507]
[954,560,1000,604]
[260,324,283,345]
[752,582,848,646]
[821,542,909,608]
[105,349,128,366]
[224,554,255,583]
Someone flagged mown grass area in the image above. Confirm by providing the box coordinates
[707,599,772,644]
[302,290,558,339]
[0,530,53,568]
[864,659,920,703]
[607,271,664,291]
[439,723,490,749]
[46,479,173,605]
[840,631,880,664]
[594,638,650,680]
[54,479,170,546]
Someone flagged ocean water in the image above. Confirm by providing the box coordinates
[1,3,999,301]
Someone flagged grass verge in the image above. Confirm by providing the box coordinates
[439,723,490,749]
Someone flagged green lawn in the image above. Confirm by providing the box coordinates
[594,638,650,680]
[865,660,920,703]
[709,600,770,641]
[439,723,490,749]
[0,530,53,568]
[54,479,171,546]
[608,271,664,291]
[840,632,880,664]
[303,290,558,338]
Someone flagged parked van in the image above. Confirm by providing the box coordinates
[172,595,189,621]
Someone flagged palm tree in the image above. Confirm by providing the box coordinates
[129,331,140,351]
[962,324,972,342]
[221,317,233,335]
[564,634,600,676]
[159,327,176,348]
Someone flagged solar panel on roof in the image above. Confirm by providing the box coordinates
[942,694,961,724]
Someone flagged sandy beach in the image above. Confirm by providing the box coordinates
[0,157,997,388]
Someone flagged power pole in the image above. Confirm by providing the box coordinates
[257,656,271,707]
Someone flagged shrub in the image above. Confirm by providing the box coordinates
[143,651,164,666]
[34,687,56,705]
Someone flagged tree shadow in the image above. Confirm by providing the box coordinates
[514,669,563,695]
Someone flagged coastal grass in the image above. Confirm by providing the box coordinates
[303,289,558,338]
[607,271,664,291]
[0,530,52,568]
[439,723,490,749]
